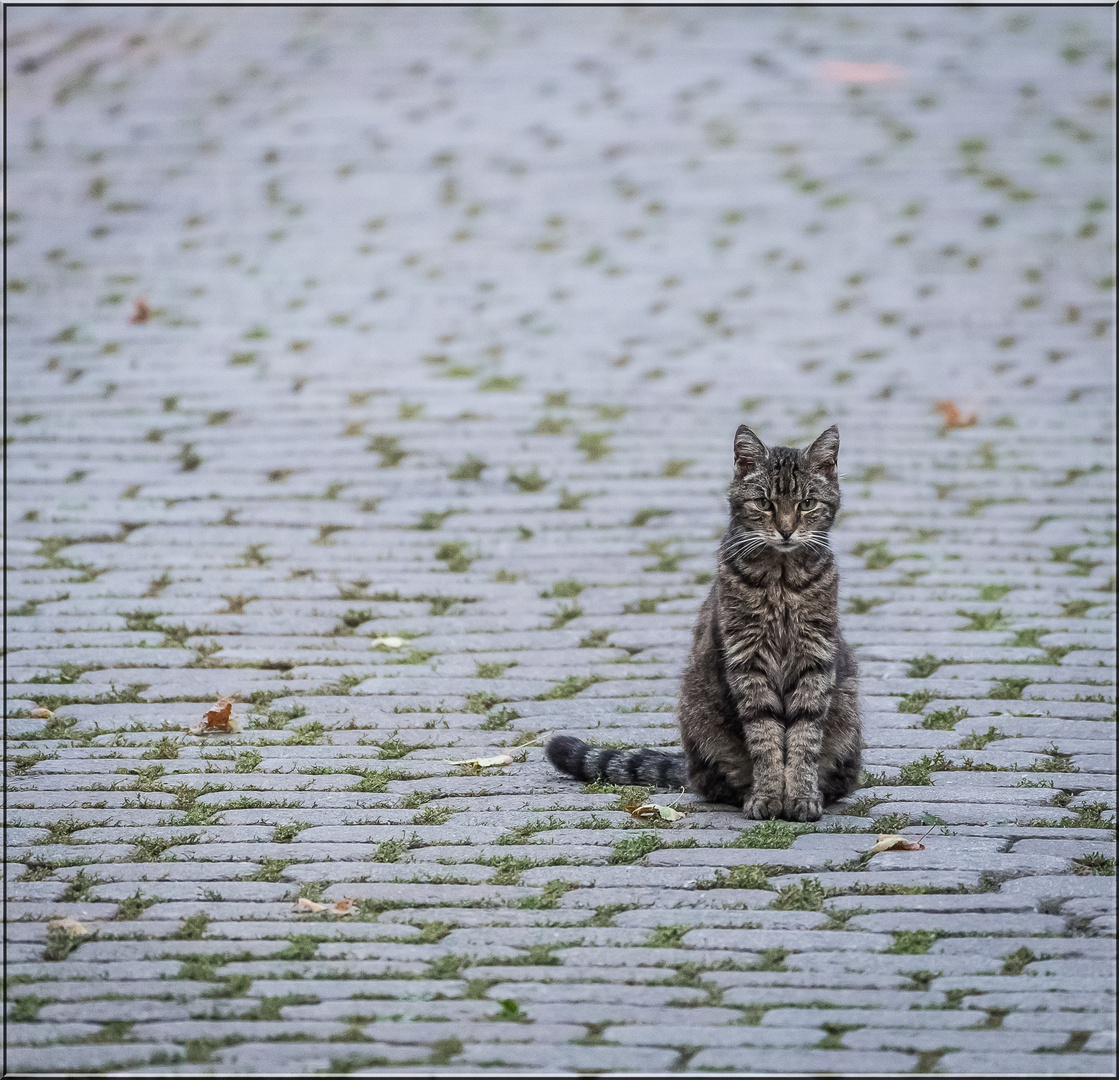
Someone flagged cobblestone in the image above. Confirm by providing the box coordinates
[5,6,1114,1075]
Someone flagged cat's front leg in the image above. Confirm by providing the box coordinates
[782,670,832,821]
[742,714,786,819]
[727,665,785,818]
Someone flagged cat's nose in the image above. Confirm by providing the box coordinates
[779,528,794,541]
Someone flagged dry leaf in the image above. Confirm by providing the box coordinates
[187,694,242,736]
[48,917,88,936]
[934,401,978,430]
[129,298,151,325]
[819,60,903,84]
[446,754,514,768]
[29,707,54,719]
[624,803,686,822]
[293,896,354,915]
[866,833,926,855]
[375,636,405,648]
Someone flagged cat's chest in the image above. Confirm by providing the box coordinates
[724,583,805,648]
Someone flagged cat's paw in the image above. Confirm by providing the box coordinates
[743,793,784,820]
[783,793,822,822]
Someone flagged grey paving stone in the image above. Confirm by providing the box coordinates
[608,1025,826,1048]
[928,938,1116,960]
[721,986,943,1008]
[1001,1012,1117,1032]
[1000,875,1117,900]
[682,929,894,952]
[492,1002,743,1028]
[5,1045,185,1073]
[39,999,195,1022]
[845,912,1067,935]
[688,1048,917,1071]
[215,1042,430,1072]
[4,1022,104,1045]
[825,894,1037,913]
[555,946,762,969]
[936,1052,1116,1075]
[844,1028,1071,1053]
[483,982,707,1006]
[453,1044,680,1070]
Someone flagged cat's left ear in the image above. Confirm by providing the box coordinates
[807,425,840,478]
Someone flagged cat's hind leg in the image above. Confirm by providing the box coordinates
[818,677,862,805]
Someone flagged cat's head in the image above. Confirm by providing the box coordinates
[726,425,841,556]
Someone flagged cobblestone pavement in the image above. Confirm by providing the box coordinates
[5,6,1116,1074]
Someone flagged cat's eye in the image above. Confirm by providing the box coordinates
[799,499,818,512]
[751,499,773,512]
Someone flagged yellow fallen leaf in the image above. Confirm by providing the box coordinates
[624,803,686,822]
[375,636,405,648]
[294,897,354,915]
[29,707,54,719]
[866,833,926,855]
[48,917,88,936]
[446,754,514,768]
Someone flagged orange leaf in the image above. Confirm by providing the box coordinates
[934,401,978,430]
[819,60,903,84]
[866,833,926,855]
[187,694,241,736]
[29,707,54,719]
[294,896,354,916]
[129,298,151,325]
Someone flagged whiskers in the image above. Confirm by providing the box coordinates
[721,531,767,563]
[799,532,832,556]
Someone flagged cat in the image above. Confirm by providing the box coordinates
[546,424,861,821]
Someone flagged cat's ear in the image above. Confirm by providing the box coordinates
[733,425,768,476]
[807,425,840,478]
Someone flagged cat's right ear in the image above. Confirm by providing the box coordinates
[733,425,767,476]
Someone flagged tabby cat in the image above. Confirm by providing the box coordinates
[546,424,861,821]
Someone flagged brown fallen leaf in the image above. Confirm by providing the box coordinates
[187,694,242,736]
[129,298,152,325]
[29,707,54,719]
[819,60,903,84]
[445,754,514,768]
[622,803,686,822]
[48,917,89,936]
[866,833,926,855]
[934,400,978,430]
[293,897,354,915]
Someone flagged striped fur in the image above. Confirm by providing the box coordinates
[546,425,862,821]
[545,736,688,788]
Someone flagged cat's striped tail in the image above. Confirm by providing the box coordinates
[545,735,689,789]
